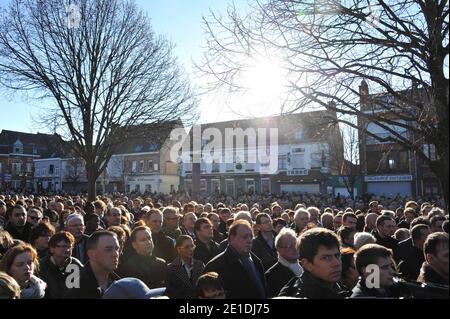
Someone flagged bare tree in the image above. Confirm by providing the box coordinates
[64,157,85,191]
[196,0,449,207]
[0,0,197,200]
[327,123,361,200]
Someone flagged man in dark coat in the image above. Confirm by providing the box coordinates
[118,226,168,289]
[373,215,398,251]
[278,228,350,299]
[64,231,120,299]
[66,213,89,264]
[265,228,302,298]
[252,213,277,271]
[397,224,430,281]
[203,220,267,299]
[193,218,220,265]
[144,209,176,263]
[38,231,84,298]
[5,205,32,242]
[417,232,449,286]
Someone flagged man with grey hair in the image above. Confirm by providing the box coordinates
[307,207,321,226]
[66,213,89,264]
[354,232,376,250]
[105,207,122,228]
[265,228,303,297]
[218,211,253,252]
[293,208,310,236]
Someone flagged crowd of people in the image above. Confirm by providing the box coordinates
[0,190,448,299]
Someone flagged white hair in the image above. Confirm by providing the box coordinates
[275,228,297,249]
[294,208,310,220]
[65,213,84,227]
[354,232,376,250]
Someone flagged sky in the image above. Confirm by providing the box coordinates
[0,0,290,134]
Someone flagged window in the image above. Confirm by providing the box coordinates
[26,163,33,173]
[0,163,2,173]
[211,179,220,193]
[13,140,23,154]
[423,144,437,161]
[388,159,396,169]
[153,163,159,171]
[148,160,153,171]
[12,162,22,174]
[139,160,144,172]
[131,161,137,173]
[42,167,47,176]
[135,184,141,193]
[261,179,270,194]
[49,164,54,174]
[278,156,287,170]
[200,179,207,194]
[311,153,322,168]
[35,168,40,176]
[292,154,305,169]
[145,184,152,193]
[294,130,304,140]
[367,150,409,174]
[55,167,59,176]
[245,179,255,194]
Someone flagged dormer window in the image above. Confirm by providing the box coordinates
[13,139,23,154]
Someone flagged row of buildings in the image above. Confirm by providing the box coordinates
[0,82,442,199]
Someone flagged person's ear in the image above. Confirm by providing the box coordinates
[301,258,314,272]
[426,253,434,264]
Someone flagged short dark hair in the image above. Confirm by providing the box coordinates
[424,232,448,258]
[298,228,340,262]
[410,216,431,229]
[196,272,224,298]
[175,234,193,248]
[86,230,117,251]
[48,231,75,248]
[376,215,394,229]
[410,224,430,243]
[194,217,212,235]
[255,213,271,225]
[29,222,56,245]
[129,226,151,243]
[343,212,357,223]
[354,243,393,276]
[341,247,356,280]
[430,215,446,227]
[337,226,355,244]
[273,218,287,228]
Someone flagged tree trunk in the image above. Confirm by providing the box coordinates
[86,163,97,202]
[436,157,449,212]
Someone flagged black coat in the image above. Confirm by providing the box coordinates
[251,233,278,272]
[38,256,84,299]
[279,271,350,299]
[351,278,401,298]
[374,231,398,251]
[63,262,120,299]
[394,238,413,263]
[118,252,168,289]
[152,231,176,263]
[397,246,424,281]
[265,261,297,298]
[203,247,267,299]
[72,234,90,265]
[166,256,205,299]
[193,239,220,265]
[418,262,449,286]
[5,222,32,242]
[213,229,226,244]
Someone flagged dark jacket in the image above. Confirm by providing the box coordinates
[417,262,449,286]
[63,262,120,299]
[251,233,277,271]
[193,239,220,265]
[38,256,84,299]
[162,226,182,241]
[180,227,196,240]
[397,219,410,229]
[351,278,401,298]
[152,231,176,263]
[394,238,413,263]
[265,261,297,298]
[374,231,398,251]
[203,246,267,299]
[218,221,227,237]
[213,229,226,244]
[72,234,89,265]
[397,245,424,281]
[218,238,228,253]
[166,256,205,299]
[118,252,168,289]
[5,222,32,242]
[279,271,350,299]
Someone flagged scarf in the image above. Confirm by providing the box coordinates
[21,275,46,299]
[278,256,304,277]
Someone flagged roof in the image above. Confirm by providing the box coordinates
[0,130,66,157]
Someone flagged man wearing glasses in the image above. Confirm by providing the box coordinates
[38,231,84,298]
[27,207,43,226]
